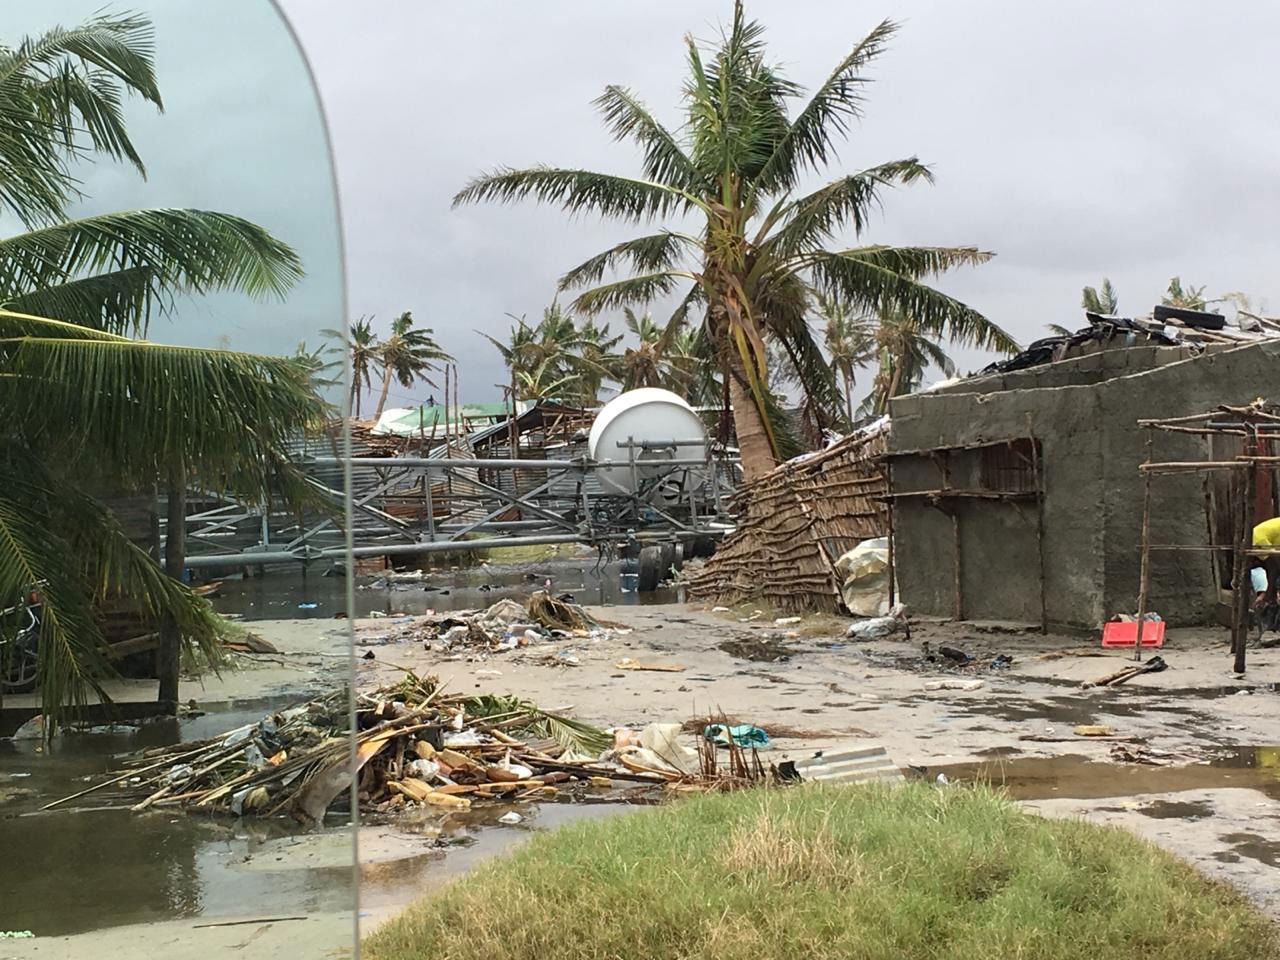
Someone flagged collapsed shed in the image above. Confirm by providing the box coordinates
[685,419,889,613]
[887,337,1280,628]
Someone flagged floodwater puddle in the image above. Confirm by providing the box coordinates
[1215,832,1280,868]
[932,746,1280,802]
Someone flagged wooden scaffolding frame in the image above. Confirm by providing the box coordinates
[1134,401,1280,673]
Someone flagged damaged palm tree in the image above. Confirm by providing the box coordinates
[454,3,1014,480]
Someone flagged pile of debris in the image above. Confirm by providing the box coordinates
[362,591,623,660]
[46,674,783,822]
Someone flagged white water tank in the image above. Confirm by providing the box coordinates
[588,388,708,499]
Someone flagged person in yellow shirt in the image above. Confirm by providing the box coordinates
[1251,517,1280,608]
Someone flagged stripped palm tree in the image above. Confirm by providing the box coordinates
[373,311,452,418]
[0,12,324,726]
[455,4,1014,480]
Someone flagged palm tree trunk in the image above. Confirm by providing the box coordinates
[843,371,854,425]
[156,467,185,712]
[726,362,776,483]
[374,361,392,418]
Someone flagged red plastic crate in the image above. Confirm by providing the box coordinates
[1101,620,1165,647]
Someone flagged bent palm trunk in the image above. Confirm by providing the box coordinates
[726,357,776,483]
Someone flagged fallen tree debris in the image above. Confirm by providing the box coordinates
[1087,655,1168,688]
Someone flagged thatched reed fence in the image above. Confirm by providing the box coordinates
[685,421,889,613]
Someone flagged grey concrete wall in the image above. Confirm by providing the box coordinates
[890,378,1107,627]
[934,345,1215,398]
[890,340,1280,627]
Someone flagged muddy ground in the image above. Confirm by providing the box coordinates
[357,603,1280,921]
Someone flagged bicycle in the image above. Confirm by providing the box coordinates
[1,592,41,695]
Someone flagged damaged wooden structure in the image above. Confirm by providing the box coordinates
[1132,402,1280,674]
[685,419,889,614]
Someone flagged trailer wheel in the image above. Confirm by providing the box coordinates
[659,542,677,578]
[637,545,663,593]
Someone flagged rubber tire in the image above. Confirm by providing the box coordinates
[672,541,685,572]
[637,545,663,593]
[659,542,677,579]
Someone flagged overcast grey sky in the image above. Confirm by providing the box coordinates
[0,1,342,360]
[284,1,1280,408]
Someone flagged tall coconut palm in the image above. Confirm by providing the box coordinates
[483,302,593,403]
[817,291,874,425]
[323,317,379,417]
[0,12,323,726]
[373,311,452,418]
[455,5,1015,480]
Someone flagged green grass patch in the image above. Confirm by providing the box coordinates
[364,783,1275,960]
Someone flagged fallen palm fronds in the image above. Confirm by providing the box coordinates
[47,677,797,822]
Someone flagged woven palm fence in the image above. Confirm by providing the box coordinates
[685,420,889,613]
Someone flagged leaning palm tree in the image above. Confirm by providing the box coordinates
[373,311,452,418]
[455,4,1014,480]
[323,317,379,417]
[0,12,325,727]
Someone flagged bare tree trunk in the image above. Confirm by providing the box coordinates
[156,467,185,712]
[374,361,392,418]
[726,362,776,483]
[350,370,360,419]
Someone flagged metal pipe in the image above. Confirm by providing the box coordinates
[313,456,735,470]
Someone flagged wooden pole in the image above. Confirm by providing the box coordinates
[1234,441,1257,674]
[884,461,896,609]
[1027,417,1048,634]
[1133,431,1154,662]
[157,466,185,711]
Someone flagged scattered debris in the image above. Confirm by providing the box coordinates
[703,723,769,748]
[924,679,985,691]
[788,742,902,784]
[846,604,909,640]
[773,616,802,626]
[1088,655,1168,688]
[717,636,796,662]
[1073,724,1115,737]
[614,658,684,672]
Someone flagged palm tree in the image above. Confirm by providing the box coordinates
[323,317,379,418]
[858,306,957,417]
[1162,277,1207,311]
[619,307,688,392]
[1081,278,1119,316]
[373,311,452,418]
[483,302,592,404]
[817,291,874,425]
[514,357,580,403]
[454,5,1014,480]
[573,316,622,406]
[0,13,323,727]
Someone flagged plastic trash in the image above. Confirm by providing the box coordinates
[846,604,908,640]
[297,602,318,609]
[834,537,890,616]
[924,679,985,692]
[638,723,699,770]
[703,723,770,748]
[498,811,523,825]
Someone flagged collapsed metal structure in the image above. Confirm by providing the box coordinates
[178,407,739,571]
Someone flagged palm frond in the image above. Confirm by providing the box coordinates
[2,265,155,333]
[0,12,162,225]
[750,18,899,196]
[558,231,692,291]
[763,160,933,259]
[570,270,693,315]
[0,209,303,334]
[452,166,701,221]
[593,85,703,191]
[0,310,322,496]
[807,248,1016,353]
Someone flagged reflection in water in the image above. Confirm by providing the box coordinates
[209,558,680,622]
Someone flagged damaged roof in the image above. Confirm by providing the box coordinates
[983,305,1280,375]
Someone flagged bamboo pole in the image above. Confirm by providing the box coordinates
[1234,446,1257,674]
[1133,431,1154,662]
